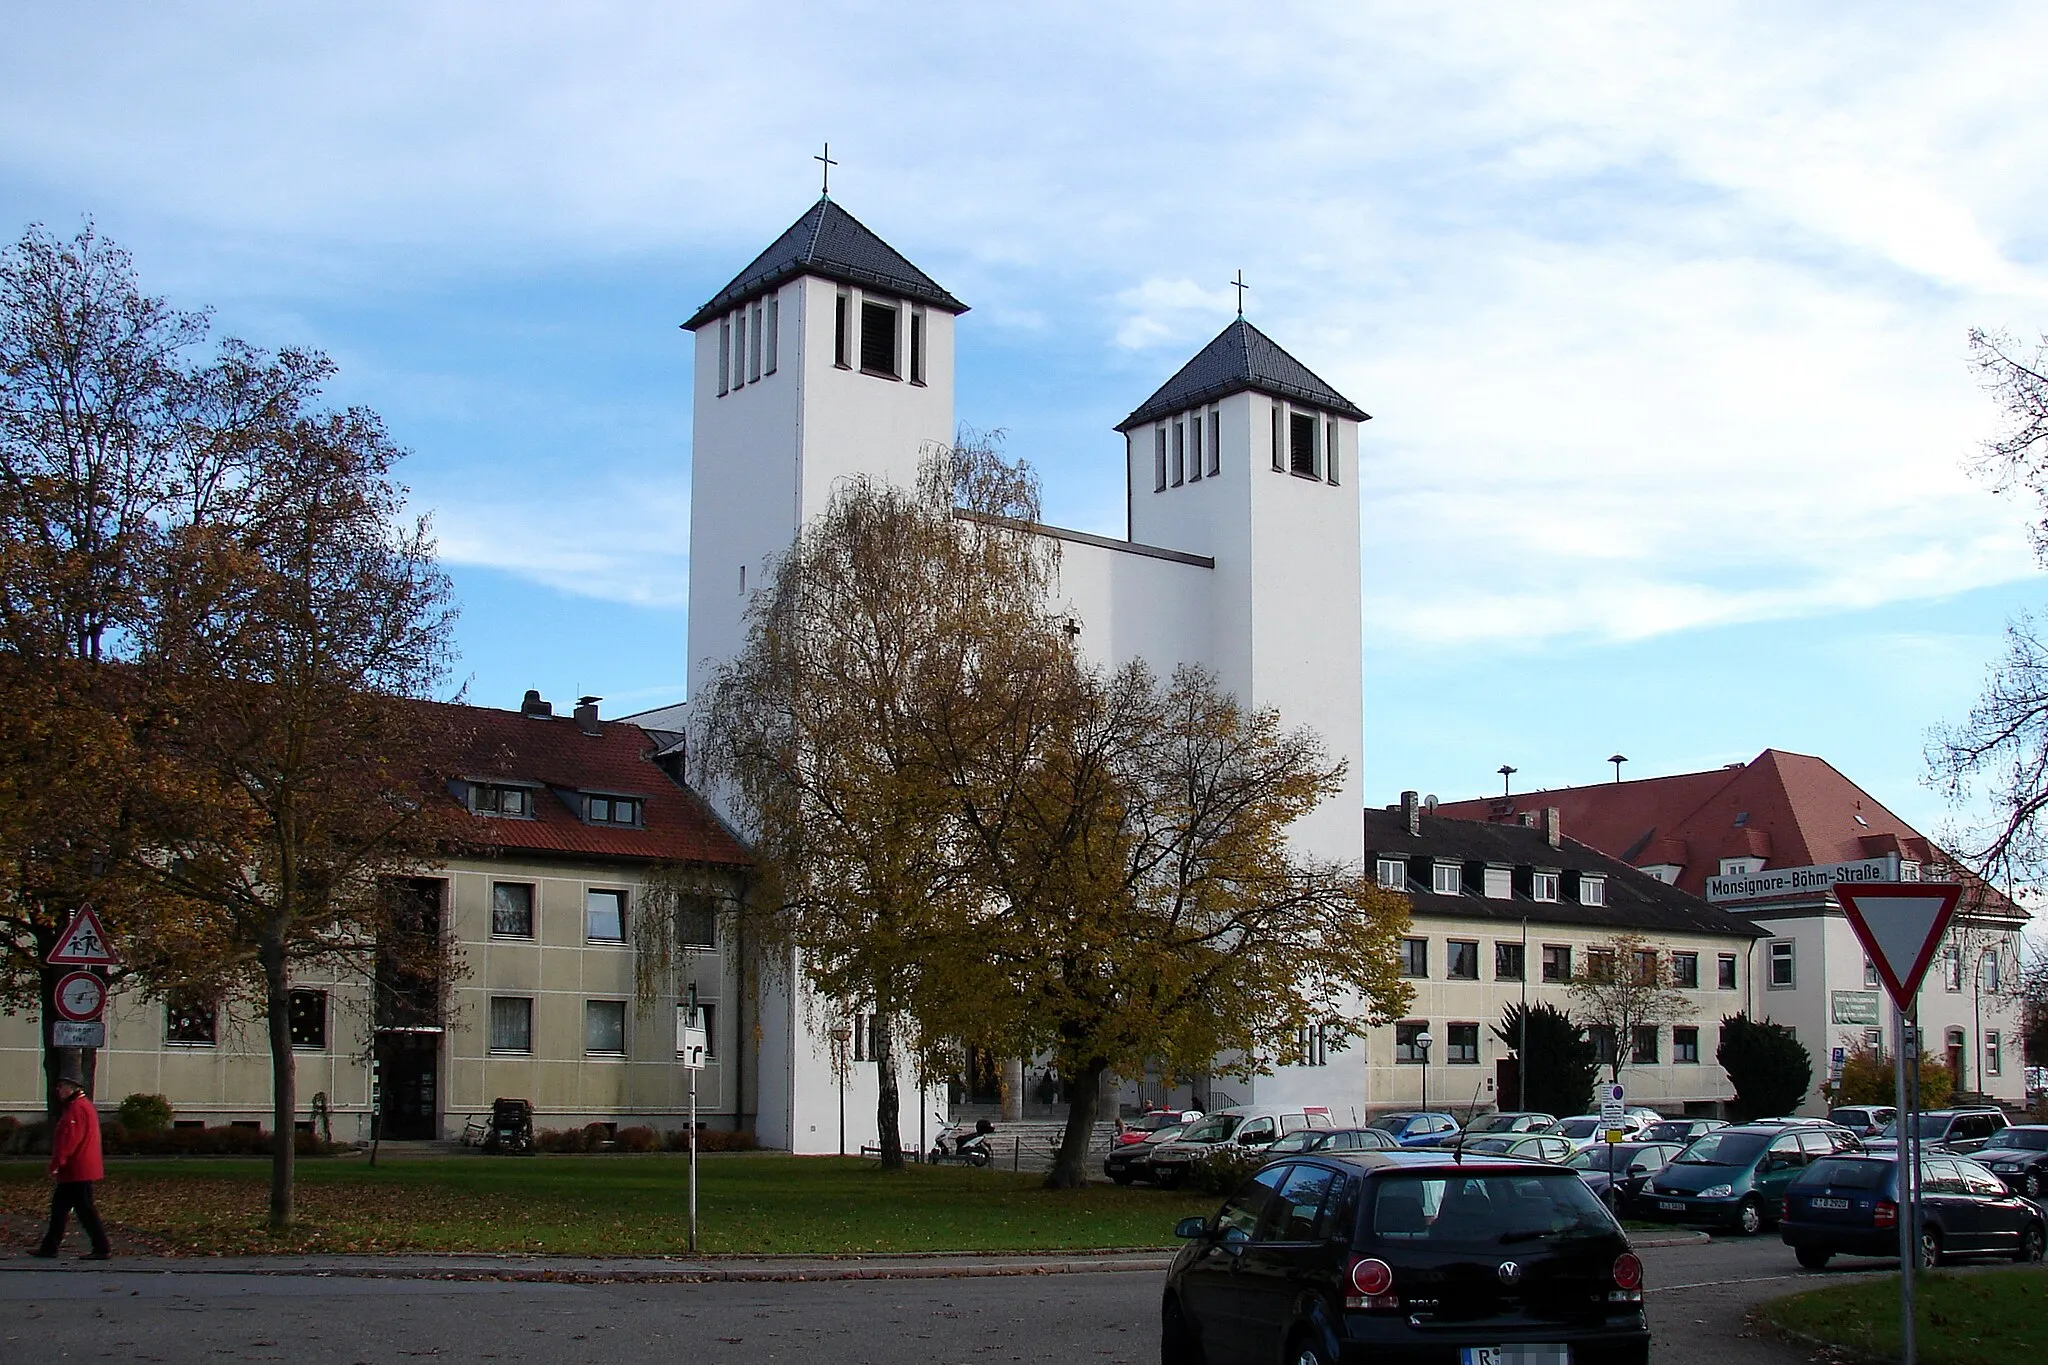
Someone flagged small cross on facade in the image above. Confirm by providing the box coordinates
[1231,270,1249,317]
[815,143,839,196]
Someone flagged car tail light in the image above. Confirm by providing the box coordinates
[1781,1198,1792,1222]
[1874,1200,1897,1229]
[1346,1256,1397,1309]
[1612,1253,1643,1291]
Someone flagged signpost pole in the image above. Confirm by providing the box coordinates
[1893,1005,1915,1365]
[688,1060,699,1255]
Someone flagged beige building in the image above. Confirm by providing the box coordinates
[1,692,752,1141]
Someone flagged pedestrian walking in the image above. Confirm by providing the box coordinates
[33,1067,110,1260]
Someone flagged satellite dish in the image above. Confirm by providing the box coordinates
[1423,794,1438,810]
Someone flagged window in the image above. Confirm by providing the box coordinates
[586,888,626,942]
[585,794,642,826]
[491,882,535,938]
[1587,948,1617,982]
[731,308,745,387]
[1395,1021,1429,1063]
[833,290,850,367]
[288,989,327,1049]
[744,302,759,381]
[1672,951,1698,988]
[1987,1031,2003,1075]
[1297,1023,1329,1067]
[1482,866,1512,899]
[1446,940,1479,980]
[1447,1023,1479,1065]
[1769,940,1795,988]
[1864,955,1879,987]
[1588,1025,1617,1066]
[1631,949,1659,984]
[1289,410,1317,476]
[764,293,778,375]
[1172,420,1185,485]
[1271,402,1284,471]
[1431,862,1462,895]
[1673,1026,1700,1063]
[717,315,730,394]
[489,996,533,1053]
[585,1000,627,1055]
[1580,875,1605,906]
[1944,946,1962,991]
[1541,945,1572,983]
[1631,1026,1659,1064]
[1325,416,1339,485]
[470,783,533,818]
[165,992,217,1046]
[1186,414,1201,482]
[1154,427,1168,492]
[676,896,717,950]
[1533,871,1559,902]
[1982,951,2003,993]
[851,1011,881,1062]
[1494,942,1525,981]
[1376,857,1408,891]
[1718,953,1738,990]
[1399,937,1428,978]
[1207,409,1220,477]
[860,299,898,376]
[908,305,924,384]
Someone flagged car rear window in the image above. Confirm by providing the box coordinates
[1989,1130,2048,1152]
[1365,1171,1613,1248]
[1676,1132,1768,1165]
[1795,1157,1888,1190]
[1558,1118,1602,1138]
[1180,1115,1242,1143]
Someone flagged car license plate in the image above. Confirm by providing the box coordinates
[1812,1197,1850,1210]
[1462,1347,1569,1365]
[1657,1200,1685,1211]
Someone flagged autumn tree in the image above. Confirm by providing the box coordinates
[127,358,462,1230]
[1567,933,1697,1082]
[946,660,1414,1189]
[692,436,1059,1170]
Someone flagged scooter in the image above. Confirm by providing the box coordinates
[929,1117,995,1167]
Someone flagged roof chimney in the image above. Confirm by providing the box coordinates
[520,689,553,719]
[1544,806,1561,849]
[1401,790,1420,837]
[574,695,602,737]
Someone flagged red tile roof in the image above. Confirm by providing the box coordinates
[414,699,749,868]
[1432,748,2014,916]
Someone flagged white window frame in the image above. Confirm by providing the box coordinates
[1431,861,1462,895]
[1376,857,1408,891]
[1532,870,1559,902]
[1579,874,1606,906]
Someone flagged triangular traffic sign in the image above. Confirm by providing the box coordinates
[1834,883,1961,1012]
[46,906,119,967]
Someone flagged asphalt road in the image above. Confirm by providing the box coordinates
[0,1237,1882,1365]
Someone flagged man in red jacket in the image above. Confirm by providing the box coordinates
[33,1070,110,1260]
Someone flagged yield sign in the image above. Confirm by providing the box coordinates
[46,906,118,967]
[1834,883,1961,1012]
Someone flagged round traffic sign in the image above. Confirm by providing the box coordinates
[53,970,107,1022]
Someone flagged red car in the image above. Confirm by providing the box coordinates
[1119,1109,1202,1146]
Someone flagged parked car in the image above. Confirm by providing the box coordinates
[1827,1105,1897,1138]
[1449,1133,1576,1163]
[1365,1111,1463,1147]
[1162,1150,1650,1365]
[1104,1123,1188,1185]
[1569,1142,1685,1215]
[1641,1118,1726,1145]
[1865,1108,2011,1156]
[1259,1126,1401,1164]
[1970,1125,2048,1199]
[1146,1106,1336,1189]
[1461,1111,1559,1136]
[1778,1152,2046,1269]
[1556,1114,1650,1149]
[1641,1124,1854,1235]
[1116,1109,1201,1146]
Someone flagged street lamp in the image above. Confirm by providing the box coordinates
[1416,1031,1434,1114]
[829,1025,853,1157]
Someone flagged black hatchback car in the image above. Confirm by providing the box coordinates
[1778,1153,2047,1269]
[1163,1150,1649,1365]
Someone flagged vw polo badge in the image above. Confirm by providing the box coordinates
[1497,1261,1523,1285]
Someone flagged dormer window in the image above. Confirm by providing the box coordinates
[1580,874,1606,906]
[1377,857,1408,891]
[585,794,643,828]
[1482,864,1512,900]
[1533,870,1560,902]
[1431,861,1462,895]
[470,782,535,818]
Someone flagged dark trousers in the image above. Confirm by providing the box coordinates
[39,1180,109,1255]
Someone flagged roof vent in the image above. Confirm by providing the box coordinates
[521,689,553,719]
[574,695,603,737]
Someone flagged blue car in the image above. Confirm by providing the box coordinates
[1366,1111,1463,1147]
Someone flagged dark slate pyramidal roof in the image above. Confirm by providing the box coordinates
[684,197,967,330]
[1116,319,1368,431]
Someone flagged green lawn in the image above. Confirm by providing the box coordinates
[0,1154,1216,1257]
[1763,1267,2048,1365]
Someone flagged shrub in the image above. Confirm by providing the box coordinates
[1719,1013,1813,1120]
[1495,1002,1599,1118]
[615,1125,659,1153]
[666,1126,760,1152]
[96,1123,338,1156]
[118,1093,174,1134]
[1827,1043,1954,1110]
[1190,1148,1268,1195]
[0,1118,49,1155]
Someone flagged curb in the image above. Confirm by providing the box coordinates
[1630,1231,1714,1248]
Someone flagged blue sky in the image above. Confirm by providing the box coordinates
[5,1,2046,844]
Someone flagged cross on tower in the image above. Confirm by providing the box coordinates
[1230,270,1249,317]
[815,143,839,196]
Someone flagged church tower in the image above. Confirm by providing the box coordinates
[682,197,967,702]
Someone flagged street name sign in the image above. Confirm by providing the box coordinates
[47,907,118,967]
[1833,883,1962,1012]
